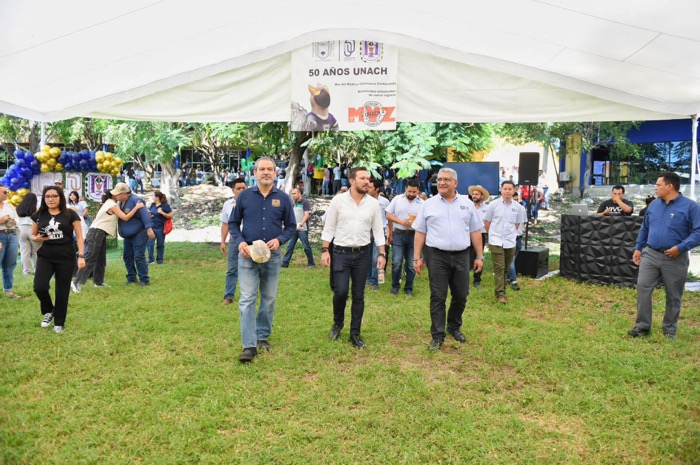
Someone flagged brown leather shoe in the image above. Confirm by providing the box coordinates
[497,296,507,305]
[222,298,233,305]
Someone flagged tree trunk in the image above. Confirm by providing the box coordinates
[284,132,312,194]
[28,121,40,153]
[160,160,181,204]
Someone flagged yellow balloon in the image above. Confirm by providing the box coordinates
[18,188,29,196]
[55,163,64,171]
[40,164,50,173]
[114,157,123,166]
[103,160,112,169]
[49,147,61,157]
[46,158,57,168]
[111,168,120,175]
[10,194,21,205]
[104,152,113,160]
[42,145,51,152]
[97,163,104,172]
[95,153,105,163]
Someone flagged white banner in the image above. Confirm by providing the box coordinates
[291,40,397,131]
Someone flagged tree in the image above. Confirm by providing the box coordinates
[250,122,312,193]
[105,121,190,202]
[185,123,252,186]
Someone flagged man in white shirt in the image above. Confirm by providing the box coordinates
[468,184,489,289]
[483,180,527,305]
[219,177,247,305]
[413,168,484,350]
[385,179,423,296]
[367,178,390,290]
[321,167,386,348]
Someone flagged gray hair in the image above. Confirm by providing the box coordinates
[438,167,458,181]
[254,156,275,170]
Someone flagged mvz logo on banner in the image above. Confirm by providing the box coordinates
[348,101,395,127]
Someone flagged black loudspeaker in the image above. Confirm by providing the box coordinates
[518,152,540,185]
[515,246,549,278]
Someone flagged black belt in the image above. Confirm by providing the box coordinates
[334,244,370,253]
[0,229,17,234]
[393,229,414,234]
[428,246,468,255]
[648,246,668,254]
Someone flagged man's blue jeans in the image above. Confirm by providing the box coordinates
[391,231,415,292]
[282,230,315,266]
[224,241,239,300]
[367,237,380,286]
[123,230,149,284]
[238,250,282,349]
[0,231,19,292]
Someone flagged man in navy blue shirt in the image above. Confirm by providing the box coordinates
[629,172,700,339]
[112,183,154,286]
[229,157,296,362]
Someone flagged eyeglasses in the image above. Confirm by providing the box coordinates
[436,177,455,183]
[45,195,60,199]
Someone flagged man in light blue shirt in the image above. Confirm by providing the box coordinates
[629,172,700,339]
[483,180,527,305]
[413,168,484,350]
[220,177,247,305]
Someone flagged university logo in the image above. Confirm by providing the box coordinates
[272,199,281,207]
[360,41,382,62]
[348,101,395,127]
[343,40,356,58]
[313,41,335,61]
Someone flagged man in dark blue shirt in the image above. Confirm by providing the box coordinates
[629,172,700,339]
[112,182,154,286]
[229,157,296,362]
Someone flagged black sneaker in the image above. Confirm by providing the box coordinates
[390,288,399,295]
[41,313,54,328]
[511,281,521,291]
[257,340,271,352]
[349,334,366,349]
[328,325,342,340]
[473,282,481,290]
[428,338,444,350]
[628,327,650,338]
[238,347,258,363]
[663,332,675,340]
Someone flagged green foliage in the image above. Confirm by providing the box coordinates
[105,121,190,164]
[1,242,698,463]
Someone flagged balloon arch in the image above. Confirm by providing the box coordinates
[0,145,123,205]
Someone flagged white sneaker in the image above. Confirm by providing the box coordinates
[94,283,110,288]
[53,326,64,333]
[71,281,81,293]
[41,313,54,327]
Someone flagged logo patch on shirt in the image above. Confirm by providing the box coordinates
[272,199,281,207]
[460,206,466,210]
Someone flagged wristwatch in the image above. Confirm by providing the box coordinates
[76,253,85,258]
[476,256,485,260]
[378,253,387,258]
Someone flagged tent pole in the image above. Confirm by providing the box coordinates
[40,122,46,147]
[691,115,698,201]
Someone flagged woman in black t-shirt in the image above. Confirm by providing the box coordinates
[31,186,86,334]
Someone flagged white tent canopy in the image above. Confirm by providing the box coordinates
[1,0,699,123]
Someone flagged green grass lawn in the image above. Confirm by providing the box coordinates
[1,242,699,463]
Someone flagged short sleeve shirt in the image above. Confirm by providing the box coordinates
[412,194,483,251]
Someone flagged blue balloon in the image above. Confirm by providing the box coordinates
[79,159,89,171]
[14,150,25,160]
[21,181,30,189]
[63,163,73,172]
[24,153,35,163]
[58,154,67,165]
[21,168,32,178]
[15,158,26,168]
[72,153,81,164]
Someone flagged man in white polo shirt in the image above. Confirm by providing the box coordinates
[413,168,484,350]
[483,180,527,305]
[385,179,423,296]
[468,184,489,289]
